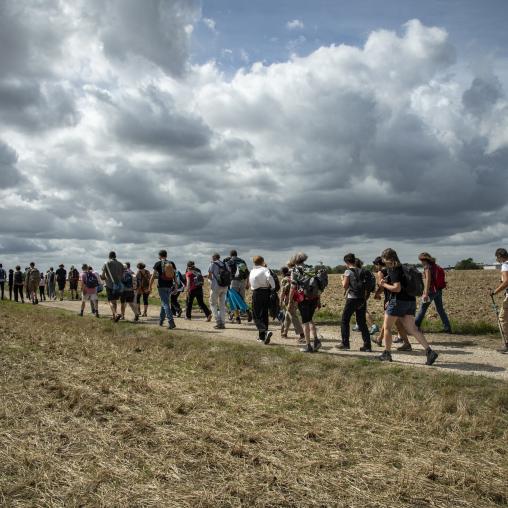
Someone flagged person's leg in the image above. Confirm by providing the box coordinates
[340,299,355,348]
[219,287,228,326]
[196,287,211,318]
[432,290,452,332]
[400,315,430,349]
[414,298,431,329]
[186,290,195,319]
[158,288,174,327]
[281,307,291,336]
[80,295,86,315]
[14,285,19,302]
[120,297,126,318]
[395,319,411,346]
[260,290,270,339]
[209,288,219,323]
[0,281,4,299]
[500,295,508,344]
[9,284,13,300]
[365,309,374,328]
[290,304,304,337]
[382,314,399,352]
[252,290,265,339]
[128,301,139,319]
[143,293,149,316]
[355,300,371,349]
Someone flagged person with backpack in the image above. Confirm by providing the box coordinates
[136,262,151,317]
[208,253,231,329]
[27,262,40,304]
[224,250,250,324]
[119,262,140,321]
[149,249,177,330]
[0,264,6,299]
[13,266,24,303]
[288,252,323,353]
[55,264,67,300]
[46,267,56,300]
[79,264,100,318]
[69,265,80,300]
[414,252,452,333]
[249,256,275,344]
[280,265,305,341]
[170,264,186,318]
[336,253,373,352]
[378,248,438,365]
[8,269,13,300]
[491,248,508,351]
[38,272,46,301]
[101,251,124,322]
[185,260,212,321]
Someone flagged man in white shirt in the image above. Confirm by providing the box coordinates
[492,248,508,352]
[249,256,275,344]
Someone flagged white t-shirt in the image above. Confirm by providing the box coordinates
[249,266,275,290]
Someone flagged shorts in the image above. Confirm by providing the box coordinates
[69,280,78,290]
[106,287,121,302]
[137,292,149,306]
[298,298,319,324]
[57,280,66,291]
[82,292,98,302]
[385,299,416,317]
[120,290,135,304]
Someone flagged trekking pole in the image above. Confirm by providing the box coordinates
[490,293,508,353]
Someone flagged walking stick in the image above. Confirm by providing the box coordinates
[490,293,508,353]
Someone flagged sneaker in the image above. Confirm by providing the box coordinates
[352,324,360,331]
[313,338,322,352]
[177,310,182,318]
[379,350,393,362]
[119,316,125,321]
[300,343,314,353]
[168,320,177,330]
[247,310,253,322]
[206,315,212,322]
[393,336,403,344]
[213,323,225,330]
[335,344,350,350]
[425,349,438,366]
[369,324,379,335]
[235,317,241,325]
[114,314,122,322]
[159,319,164,326]
[95,313,100,318]
[397,342,412,352]
[142,312,147,317]
[264,331,273,345]
[360,346,372,352]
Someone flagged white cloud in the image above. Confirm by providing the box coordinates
[286,19,304,30]
[203,17,216,32]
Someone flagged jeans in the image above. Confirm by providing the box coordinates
[415,289,451,331]
[158,287,174,325]
[47,282,55,299]
[186,286,211,319]
[210,286,228,324]
[341,298,371,348]
[252,288,271,339]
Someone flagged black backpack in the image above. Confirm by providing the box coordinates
[215,261,232,287]
[401,264,424,297]
[348,268,376,298]
[85,272,99,289]
[14,271,23,284]
[121,270,134,289]
[269,269,281,292]
[191,269,204,287]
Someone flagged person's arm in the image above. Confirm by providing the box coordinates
[379,279,401,293]
[423,268,431,298]
[374,271,384,299]
[492,271,508,295]
[149,271,156,292]
[342,274,350,290]
[268,271,275,289]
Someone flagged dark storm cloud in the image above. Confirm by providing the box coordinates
[0,140,24,188]
[462,76,504,117]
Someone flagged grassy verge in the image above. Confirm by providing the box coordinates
[1,301,507,506]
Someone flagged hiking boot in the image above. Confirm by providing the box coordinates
[335,344,350,350]
[134,314,139,322]
[176,310,182,318]
[168,320,177,330]
[378,350,393,362]
[114,314,121,322]
[313,338,322,352]
[206,314,212,322]
[300,343,314,353]
[360,346,372,352]
[352,324,360,331]
[235,317,242,325]
[95,312,100,318]
[247,310,253,322]
[264,331,273,345]
[142,312,147,317]
[397,342,412,352]
[213,323,225,330]
[78,311,83,317]
[159,318,164,326]
[425,349,438,366]
[281,331,288,338]
[372,337,383,347]
[369,324,379,335]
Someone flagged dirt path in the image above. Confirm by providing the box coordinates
[41,300,508,382]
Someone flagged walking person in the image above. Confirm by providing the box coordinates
[208,253,231,329]
[79,264,100,318]
[39,272,46,301]
[224,250,250,323]
[13,266,24,303]
[149,250,176,330]
[414,252,452,333]
[135,262,151,317]
[101,251,124,322]
[55,264,67,300]
[377,248,438,365]
[288,252,322,353]
[336,253,372,352]
[280,265,305,341]
[185,261,212,321]
[491,248,508,351]
[170,266,185,318]
[69,265,80,300]
[249,256,275,344]
[46,267,56,300]
[119,262,140,321]
[0,264,6,299]
[27,262,40,304]
[8,269,13,300]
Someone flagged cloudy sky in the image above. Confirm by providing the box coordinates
[1,0,508,272]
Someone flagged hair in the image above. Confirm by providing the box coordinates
[137,262,145,270]
[9,268,13,273]
[88,266,93,271]
[288,251,308,266]
[343,253,356,265]
[29,262,35,267]
[418,252,436,264]
[212,253,220,261]
[281,266,290,276]
[15,265,20,271]
[187,260,195,268]
[354,258,363,268]
[372,256,385,267]
[125,262,130,269]
[381,248,401,267]
[158,249,167,258]
[81,264,88,270]
[253,255,264,266]
[495,248,508,260]
[109,251,116,259]
[49,267,53,271]
[230,249,237,257]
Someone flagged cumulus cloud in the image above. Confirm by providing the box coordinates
[0,5,507,270]
[286,19,304,30]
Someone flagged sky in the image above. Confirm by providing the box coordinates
[1,0,508,272]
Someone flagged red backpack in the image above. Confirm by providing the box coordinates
[432,264,447,290]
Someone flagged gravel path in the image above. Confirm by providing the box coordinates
[41,300,508,382]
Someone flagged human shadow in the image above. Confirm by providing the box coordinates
[434,362,505,374]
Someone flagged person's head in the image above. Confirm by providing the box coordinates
[381,248,401,268]
[137,262,145,270]
[70,265,74,271]
[158,249,167,259]
[230,249,238,257]
[125,262,130,269]
[82,264,88,271]
[88,265,94,271]
[355,258,363,268]
[49,267,53,271]
[281,266,290,276]
[418,252,436,266]
[287,260,295,269]
[109,251,116,260]
[40,272,44,278]
[15,265,20,271]
[253,255,265,266]
[29,262,35,268]
[343,253,356,266]
[372,256,385,269]
[495,248,508,262]
[59,264,64,268]
[9,269,13,274]
[187,260,195,268]
[212,252,220,261]
[0,264,2,268]
[289,252,308,266]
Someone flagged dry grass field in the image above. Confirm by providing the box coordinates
[1,301,507,507]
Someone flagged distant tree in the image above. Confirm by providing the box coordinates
[454,258,482,270]
[331,265,347,274]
